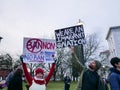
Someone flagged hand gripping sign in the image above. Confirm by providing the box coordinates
[23,38,56,63]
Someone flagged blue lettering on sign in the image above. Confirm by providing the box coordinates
[24,51,45,62]
[45,51,55,61]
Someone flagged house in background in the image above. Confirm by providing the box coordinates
[106,26,120,59]
[98,26,120,78]
[99,50,111,79]
[99,50,111,67]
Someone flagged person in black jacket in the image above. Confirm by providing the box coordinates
[7,68,23,90]
[70,47,102,90]
[64,72,71,90]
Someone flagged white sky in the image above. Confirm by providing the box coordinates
[0,0,120,56]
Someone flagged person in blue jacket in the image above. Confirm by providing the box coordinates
[109,57,120,90]
[6,65,19,86]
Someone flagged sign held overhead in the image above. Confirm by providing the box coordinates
[23,37,56,63]
[55,25,86,48]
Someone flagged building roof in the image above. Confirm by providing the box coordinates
[106,26,120,40]
[99,50,110,56]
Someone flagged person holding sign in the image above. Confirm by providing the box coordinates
[20,55,55,90]
[70,47,102,90]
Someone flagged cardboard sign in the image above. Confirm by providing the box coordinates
[55,25,86,48]
[23,37,56,63]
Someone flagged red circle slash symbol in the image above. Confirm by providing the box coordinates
[26,39,42,53]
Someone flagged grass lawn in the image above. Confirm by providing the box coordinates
[2,81,77,90]
[47,81,77,90]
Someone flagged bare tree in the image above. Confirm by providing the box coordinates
[53,48,71,81]
[73,33,101,65]
[0,53,12,79]
[0,53,12,70]
[84,33,101,61]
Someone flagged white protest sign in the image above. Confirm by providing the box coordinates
[55,25,86,48]
[23,37,56,63]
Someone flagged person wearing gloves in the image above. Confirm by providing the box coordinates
[20,56,55,90]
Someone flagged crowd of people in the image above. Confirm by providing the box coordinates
[0,47,119,90]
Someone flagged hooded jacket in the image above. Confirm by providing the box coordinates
[109,68,120,90]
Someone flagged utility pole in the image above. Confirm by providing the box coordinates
[77,19,85,65]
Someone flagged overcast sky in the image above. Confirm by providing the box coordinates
[0,0,120,56]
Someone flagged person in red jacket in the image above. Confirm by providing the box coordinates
[20,56,55,90]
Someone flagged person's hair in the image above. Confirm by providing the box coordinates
[110,57,120,68]
[14,68,23,77]
[13,65,19,70]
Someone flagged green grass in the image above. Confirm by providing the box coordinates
[47,81,77,90]
[2,82,27,90]
[2,81,77,90]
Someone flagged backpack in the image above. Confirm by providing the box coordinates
[98,77,111,90]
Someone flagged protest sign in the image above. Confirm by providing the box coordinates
[55,25,86,48]
[23,37,56,63]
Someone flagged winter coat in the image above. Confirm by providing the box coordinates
[64,76,71,90]
[109,68,120,90]
[22,62,55,90]
[64,76,71,85]
[7,72,23,90]
[6,71,14,86]
[72,53,100,90]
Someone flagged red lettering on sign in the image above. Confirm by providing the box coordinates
[26,39,55,53]
[42,42,55,50]
[26,39,42,53]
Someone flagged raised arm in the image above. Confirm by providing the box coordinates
[45,63,55,85]
[20,56,33,86]
[70,47,84,72]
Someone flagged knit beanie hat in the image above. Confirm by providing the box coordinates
[94,60,102,70]
[35,68,44,75]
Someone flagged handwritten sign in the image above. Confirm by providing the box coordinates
[55,25,86,48]
[23,38,56,63]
